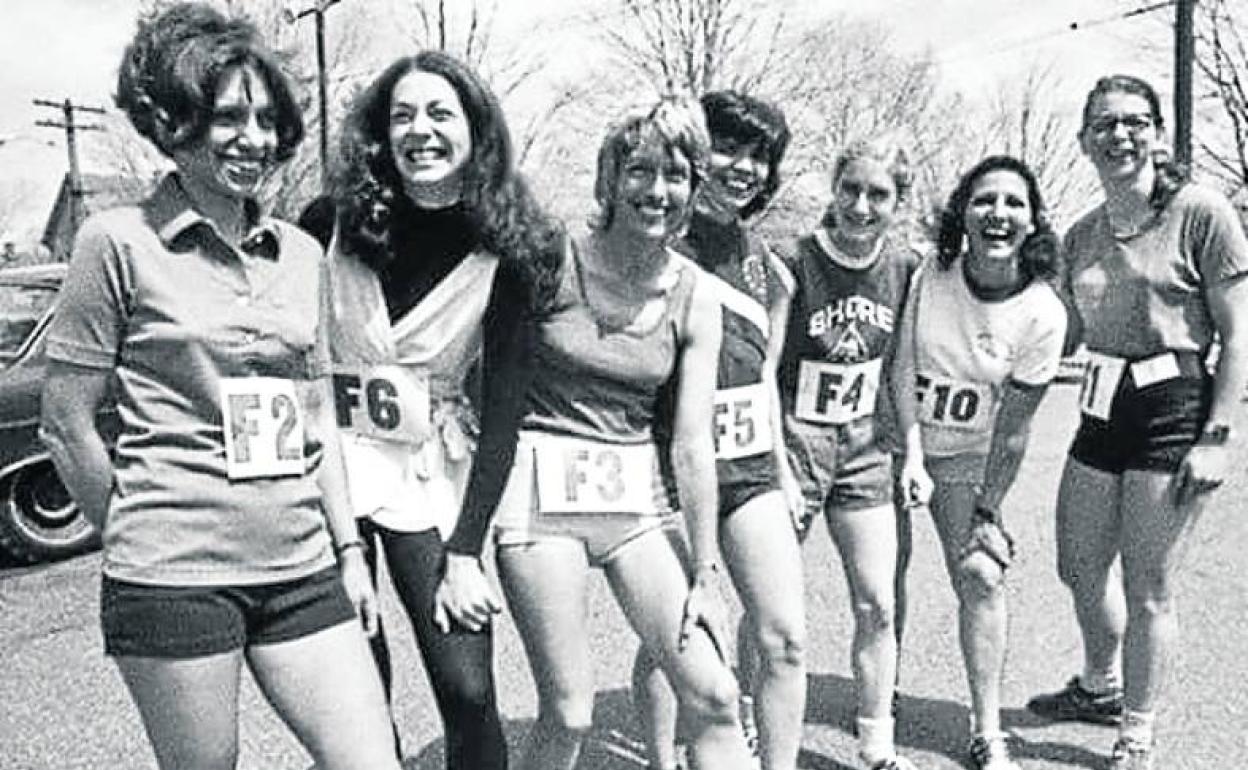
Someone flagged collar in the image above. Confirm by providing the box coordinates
[148,173,280,259]
[814,227,883,271]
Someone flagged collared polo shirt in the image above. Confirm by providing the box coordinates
[45,173,335,586]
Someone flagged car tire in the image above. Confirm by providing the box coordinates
[0,463,99,564]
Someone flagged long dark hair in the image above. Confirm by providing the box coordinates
[1080,74,1188,211]
[936,155,1059,283]
[332,50,562,313]
[700,90,790,219]
[115,2,303,162]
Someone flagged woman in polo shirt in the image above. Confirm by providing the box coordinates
[38,5,399,770]
[1026,74,1248,770]
[318,50,562,769]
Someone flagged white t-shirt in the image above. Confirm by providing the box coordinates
[905,262,1067,457]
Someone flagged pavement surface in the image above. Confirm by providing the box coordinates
[2,384,1245,769]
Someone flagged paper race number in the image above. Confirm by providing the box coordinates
[713,383,772,460]
[794,358,881,425]
[220,377,305,480]
[914,373,990,432]
[1079,352,1126,421]
[533,436,660,515]
[333,365,430,444]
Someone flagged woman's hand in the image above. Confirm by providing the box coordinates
[899,452,934,509]
[678,569,727,661]
[1172,444,1228,507]
[434,552,503,633]
[338,547,380,637]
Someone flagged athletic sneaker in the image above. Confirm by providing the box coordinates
[968,734,1021,770]
[1108,737,1153,770]
[1026,677,1124,725]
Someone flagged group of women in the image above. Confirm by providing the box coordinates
[37,4,1247,770]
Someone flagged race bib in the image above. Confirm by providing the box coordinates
[333,365,430,445]
[713,383,772,460]
[794,358,881,425]
[914,373,991,432]
[220,377,305,480]
[1080,351,1127,421]
[532,436,660,515]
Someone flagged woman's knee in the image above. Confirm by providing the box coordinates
[1123,567,1175,618]
[538,692,594,736]
[850,594,896,636]
[753,615,806,671]
[956,553,1007,602]
[674,665,740,727]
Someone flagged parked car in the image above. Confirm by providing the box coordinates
[0,264,114,564]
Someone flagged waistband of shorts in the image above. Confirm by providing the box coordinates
[1092,349,1207,380]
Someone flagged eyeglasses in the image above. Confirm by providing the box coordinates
[1086,114,1155,137]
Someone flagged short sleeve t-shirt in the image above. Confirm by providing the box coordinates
[906,262,1067,457]
[1064,184,1248,358]
[44,174,335,586]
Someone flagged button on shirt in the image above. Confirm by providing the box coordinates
[45,173,335,586]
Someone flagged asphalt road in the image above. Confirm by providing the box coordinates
[2,384,1245,770]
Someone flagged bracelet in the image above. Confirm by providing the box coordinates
[334,538,365,558]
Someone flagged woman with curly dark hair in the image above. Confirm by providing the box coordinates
[315,50,562,769]
[39,4,400,769]
[892,155,1068,770]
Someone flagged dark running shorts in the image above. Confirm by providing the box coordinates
[101,566,356,658]
[717,453,781,518]
[1069,351,1211,474]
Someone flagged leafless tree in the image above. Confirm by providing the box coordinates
[1192,0,1248,201]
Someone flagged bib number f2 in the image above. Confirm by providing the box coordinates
[1079,352,1127,421]
[794,358,881,425]
[914,374,989,432]
[220,377,305,480]
[333,365,430,444]
[533,436,660,515]
[713,383,772,460]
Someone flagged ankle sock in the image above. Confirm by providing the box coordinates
[1081,667,1121,694]
[857,715,895,765]
[1120,709,1155,746]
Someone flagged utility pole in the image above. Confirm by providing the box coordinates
[284,0,345,187]
[1174,0,1196,167]
[34,98,105,236]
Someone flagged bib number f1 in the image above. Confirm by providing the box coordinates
[713,383,772,460]
[333,365,430,444]
[1079,352,1127,421]
[914,374,990,432]
[794,358,881,425]
[533,436,660,515]
[220,377,305,480]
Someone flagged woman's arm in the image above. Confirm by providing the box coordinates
[40,363,114,531]
[974,381,1049,516]
[890,272,932,508]
[672,276,724,576]
[763,284,800,517]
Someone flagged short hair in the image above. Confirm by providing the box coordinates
[115,2,303,162]
[700,90,790,219]
[592,97,711,233]
[935,155,1059,283]
[820,135,914,229]
[333,50,564,314]
[1080,74,1188,210]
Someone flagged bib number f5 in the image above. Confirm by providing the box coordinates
[220,377,305,480]
[533,436,660,515]
[713,383,772,460]
[794,359,881,425]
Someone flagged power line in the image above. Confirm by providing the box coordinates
[34,98,106,238]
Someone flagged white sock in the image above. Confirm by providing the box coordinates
[857,716,895,765]
[1120,709,1155,746]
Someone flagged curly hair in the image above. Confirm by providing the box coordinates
[592,97,711,234]
[115,2,303,162]
[700,90,790,219]
[332,50,563,314]
[1080,74,1188,211]
[935,155,1059,283]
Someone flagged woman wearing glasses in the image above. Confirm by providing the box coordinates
[1027,74,1248,770]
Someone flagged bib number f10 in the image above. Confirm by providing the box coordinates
[533,436,660,515]
[220,377,305,480]
[713,383,772,460]
[333,365,430,444]
[914,374,989,432]
[794,358,881,425]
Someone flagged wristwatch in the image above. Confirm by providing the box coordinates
[1197,422,1231,446]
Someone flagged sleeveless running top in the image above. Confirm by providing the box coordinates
[521,236,697,445]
